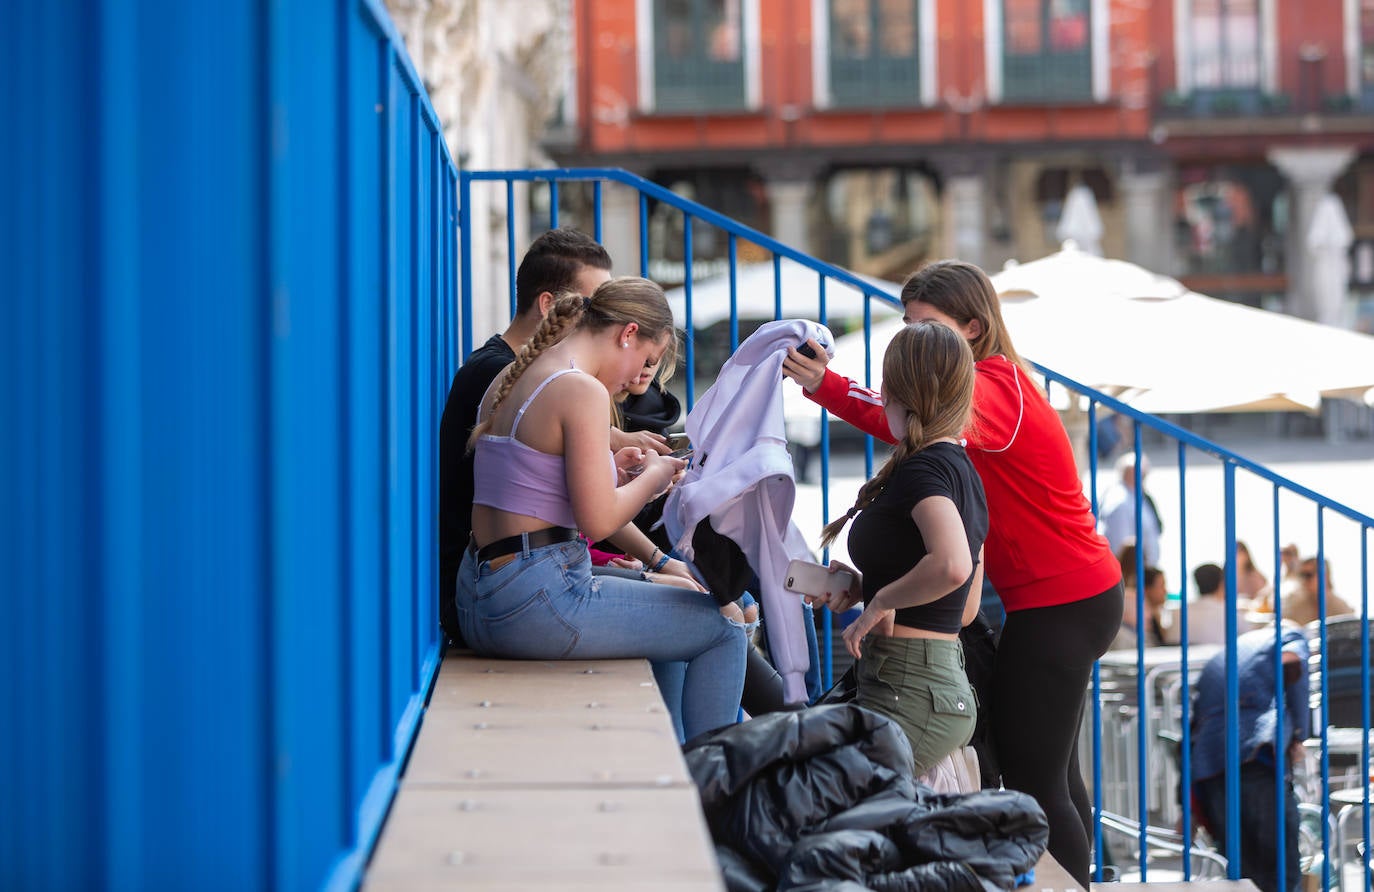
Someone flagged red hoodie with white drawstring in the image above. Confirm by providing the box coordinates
[804,354,1119,612]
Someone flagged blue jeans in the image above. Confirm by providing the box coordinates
[1195,762,1301,892]
[803,602,822,702]
[455,536,746,740]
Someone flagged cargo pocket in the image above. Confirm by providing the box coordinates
[931,686,973,719]
[928,683,977,753]
[856,651,900,704]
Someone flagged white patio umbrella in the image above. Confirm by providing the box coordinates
[664,257,900,331]
[993,245,1374,413]
[816,243,1374,416]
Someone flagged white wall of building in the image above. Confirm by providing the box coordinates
[386,0,573,344]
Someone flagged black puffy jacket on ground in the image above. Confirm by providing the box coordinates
[683,704,1049,892]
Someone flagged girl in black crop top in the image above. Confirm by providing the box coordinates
[846,441,987,632]
[812,322,988,774]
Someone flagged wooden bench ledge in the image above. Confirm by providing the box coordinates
[403,656,690,789]
[366,786,720,891]
[365,655,723,891]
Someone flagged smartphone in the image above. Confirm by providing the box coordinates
[797,340,818,360]
[665,432,691,452]
[626,447,691,478]
[784,559,853,600]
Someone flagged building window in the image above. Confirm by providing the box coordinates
[1189,0,1261,91]
[1174,163,1285,281]
[652,0,747,111]
[1362,0,1374,104]
[1001,0,1092,101]
[827,0,921,107]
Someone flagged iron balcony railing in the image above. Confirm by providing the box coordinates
[461,167,1373,890]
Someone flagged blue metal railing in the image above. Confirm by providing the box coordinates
[459,167,1374,890]
[1042,369,1374,888]
[4,2,456,890]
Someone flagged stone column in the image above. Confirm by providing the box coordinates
[599,180,645,276]
[1119,166,1172,275]
[941,169,987,268]
[765,179,814,254]
[1268,146,1356,320]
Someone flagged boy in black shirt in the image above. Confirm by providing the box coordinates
[437,229,612,647]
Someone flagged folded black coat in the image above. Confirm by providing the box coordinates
[683,704,1049,892]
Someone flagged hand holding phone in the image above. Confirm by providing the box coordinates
[784,339,829,393]
[784,559,854,603]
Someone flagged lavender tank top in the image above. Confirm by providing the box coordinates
[472,367,613,529]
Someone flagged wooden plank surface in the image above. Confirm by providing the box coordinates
[367,655,722,890]
[365,787,723,891]
[403,656,690,789]
[1033,851,1083,892]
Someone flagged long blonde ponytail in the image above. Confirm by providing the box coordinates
[818,322,975,549]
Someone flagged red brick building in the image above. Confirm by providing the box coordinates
[548,0,1374,329]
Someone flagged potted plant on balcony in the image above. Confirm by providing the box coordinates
[1211,93,1242,115]
[1261,92,1291,114]
[1159,90,1189,115]
[1322,94,1355,113]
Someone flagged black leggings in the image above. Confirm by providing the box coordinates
[992,582,1123,887]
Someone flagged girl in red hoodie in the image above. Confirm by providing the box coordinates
[785,260,1123,886]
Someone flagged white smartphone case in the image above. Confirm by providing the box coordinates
[784,559,853,599]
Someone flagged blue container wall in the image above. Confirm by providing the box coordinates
[1,2,457,890]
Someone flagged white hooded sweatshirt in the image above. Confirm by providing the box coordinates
[664,319,835,703]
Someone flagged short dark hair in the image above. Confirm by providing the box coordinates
[1194,562,1223,596]
[1143,566,1164,589]
[514,228,612,317]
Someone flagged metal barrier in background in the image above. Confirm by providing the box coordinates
[1053,373,1372,889]
[460,168,1373,892]
[3,2,456,890]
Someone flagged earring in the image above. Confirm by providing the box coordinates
[621,341,628,348]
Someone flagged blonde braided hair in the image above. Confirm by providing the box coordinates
[819,322,976,549]
[466,276,678,452]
